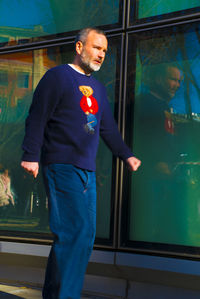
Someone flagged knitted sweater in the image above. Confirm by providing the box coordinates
[22,64,133,171]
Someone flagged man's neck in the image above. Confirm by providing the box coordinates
[71,58,92,75]
[68,64,87,75]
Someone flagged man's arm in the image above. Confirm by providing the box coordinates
[100,90,141,171]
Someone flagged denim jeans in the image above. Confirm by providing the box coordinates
[42,164,96,299]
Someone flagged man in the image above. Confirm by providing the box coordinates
[134,63,182,243]
[21,28,141,299]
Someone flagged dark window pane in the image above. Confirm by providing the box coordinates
[0,37,121,245]
[129,0,200,25]
[137,0,199,18]
[17,73,29,88]
[0,72,8,86]
[0,48,57,235]
[123,22,200,253]
[94,36,121,241]
[0,0,121,46]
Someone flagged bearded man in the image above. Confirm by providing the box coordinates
[21,27,141,299]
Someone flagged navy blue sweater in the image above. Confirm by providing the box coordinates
[22,64,133,171]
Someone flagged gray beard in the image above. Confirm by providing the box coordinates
[80,53,101,73]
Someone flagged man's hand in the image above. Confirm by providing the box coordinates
[126,156,141,172]
[21,161,39,178]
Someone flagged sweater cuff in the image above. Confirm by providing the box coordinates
[119,150,135,162]
[21,152,40,162]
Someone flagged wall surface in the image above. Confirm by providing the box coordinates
[1,241,200,298]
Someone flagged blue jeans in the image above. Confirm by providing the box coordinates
[42,164,96,299]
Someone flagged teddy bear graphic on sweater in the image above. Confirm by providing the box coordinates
[79,85,99,134]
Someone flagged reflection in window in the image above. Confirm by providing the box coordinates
[0,48,58,234]
[136,0,200,19]
[128,24,200,247]
[0,0,120,45]
[17,73,29,88]
[0,39,119,241]
[0,72,8,86]
[94,39,119,240]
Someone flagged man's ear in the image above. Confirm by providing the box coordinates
[76,41,83,55]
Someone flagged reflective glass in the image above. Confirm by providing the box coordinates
[0,0,120,46]
[126,23,200,248]
[94,40,119,240]
[0,37,120,242]
[0,49,58,234]
[137,0,200,19]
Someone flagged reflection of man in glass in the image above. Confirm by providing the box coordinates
[135,63,182,243]
[153,65,181,99]
[137,64,181,172]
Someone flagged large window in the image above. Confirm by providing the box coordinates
[0,0,122,46]
[121,22,200,255]
[0,36,121,244]
[0,48,58,237]
[129,0,200,25]
[94,36,122,243]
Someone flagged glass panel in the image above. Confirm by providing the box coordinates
[0,49,58,234]
[0,0,121,46]
[125,23,200,249]
[0,72,8,86]
[0,36,120,242]
[137,0,200,19]
[94,37,120,240]
[17,73,29,88]
[129,0,200,25]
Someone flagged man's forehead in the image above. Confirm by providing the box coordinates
[86,31,107,44]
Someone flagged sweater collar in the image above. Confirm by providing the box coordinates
[68,64,91,76]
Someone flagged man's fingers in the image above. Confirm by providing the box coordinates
[126,156,141,172]
[33,168,39,178]
[133,160,141,171]
[21,161,39,178]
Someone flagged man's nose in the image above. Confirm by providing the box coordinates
[98,50,105,59]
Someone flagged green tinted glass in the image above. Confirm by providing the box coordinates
[0,48,61,234]
[128,24,200,247]
[0,0,120,45]
[94,38,119,240]
[137,0,200,19]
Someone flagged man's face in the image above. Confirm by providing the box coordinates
[161,66,181,99]
[79,31,108,73]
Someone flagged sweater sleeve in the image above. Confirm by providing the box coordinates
[22,69,61,162]
[100,92,134,162]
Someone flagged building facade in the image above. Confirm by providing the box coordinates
[1,1,200,298]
